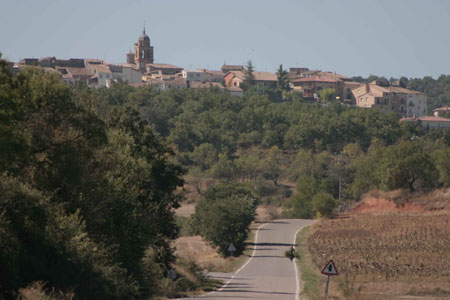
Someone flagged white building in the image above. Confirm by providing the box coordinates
[182,69,224,82]
[400,116,450,130]
[405,92,427,118]
[86,61,142,87]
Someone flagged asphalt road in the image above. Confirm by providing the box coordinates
[189,219,314,300]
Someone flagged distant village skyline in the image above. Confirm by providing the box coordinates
[2,0,450,78]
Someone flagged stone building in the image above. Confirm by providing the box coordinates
[127,28,154,71]
[352,83,427,117]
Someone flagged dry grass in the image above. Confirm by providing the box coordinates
[306,189,450,299]
[174,225,258,273]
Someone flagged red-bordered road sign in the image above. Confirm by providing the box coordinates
[321,260,339,276]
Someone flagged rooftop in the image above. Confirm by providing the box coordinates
[146,63,183,69]
[292,76,338,83]
[400,116,450,122]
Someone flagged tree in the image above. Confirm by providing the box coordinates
[276,64,290,92]
[191,183,258,256]
[288,175,317,218]
[0,62,185,299]
[319,88,336,103]
[432,147,450,187]
[376,141,438,191]
[210,153,237,181]
[189,143,218,171]
[312,193,338,217]
[260,145,283,185]
[241,60,255,90]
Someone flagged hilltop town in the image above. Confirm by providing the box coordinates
[2,26,450,300]
[8,29,450,129]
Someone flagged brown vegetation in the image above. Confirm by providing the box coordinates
[307,189,450,299]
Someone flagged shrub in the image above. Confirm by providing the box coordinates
[191,183,258,256]
[312,193,338,218]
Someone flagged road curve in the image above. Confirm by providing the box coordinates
[190,219,314,300]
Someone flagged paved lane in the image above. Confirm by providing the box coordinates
[190,219,313,300]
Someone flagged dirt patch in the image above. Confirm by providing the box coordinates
[352,194,426,214]
[255,205,283,222]
[350,188,450,215]
[174,236,227,271]
[176,203,196,217]
[176,203,283,221]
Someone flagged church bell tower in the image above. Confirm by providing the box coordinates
[134,27,154,71]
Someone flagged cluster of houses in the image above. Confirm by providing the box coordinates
[9,29,450,129]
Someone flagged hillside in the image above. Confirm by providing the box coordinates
[305,189,450,299]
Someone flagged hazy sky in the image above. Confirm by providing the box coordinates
[1,0,450,78]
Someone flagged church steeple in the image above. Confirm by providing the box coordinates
[133,26,154,71]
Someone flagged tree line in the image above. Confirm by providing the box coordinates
[0,56,185,299]
[1,54,450,298]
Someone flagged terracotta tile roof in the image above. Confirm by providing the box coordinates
[418,116,450,122]
[292,76,338,83]
[352,84,423,97]
[227,71,276,82]
[228,71,245,80]
[207,70,225,76]
[401,116,450,122]
[147,63,183,69]
[253,71,277,81]
[119,63,140,70]
[89,64,112,73]
[222,64,244,70]
[227,86,243,92]
[388,86,423,95]
[64,67,94,76]
[433,106,450,112]
[318,71,350,81]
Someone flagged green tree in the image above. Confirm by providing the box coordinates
[189,143,218,171]
[276,64,290,92]
[191,183,258,256]
[241,60,255,90]
[319,88,336,103]
[312,192,338,217]
[260,145,283,185]
[288,175,317,218]
[210,153,237,181]
[432,147,450,187]
[376,141,438,191]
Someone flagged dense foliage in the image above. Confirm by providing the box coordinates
[191,183,257,256]
[0,58,184,299]
[86,76,449,219]
[2,53,450,297]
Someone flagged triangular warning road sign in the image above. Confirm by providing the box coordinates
[321,260,339,276]
[228,243,236,252]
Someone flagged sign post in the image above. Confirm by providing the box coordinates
[167,269,177,291]
[321,260,338,299]
[228,243,236,257]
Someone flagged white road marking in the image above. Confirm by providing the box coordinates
[293,226,302,300]
[189,222,269,299]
